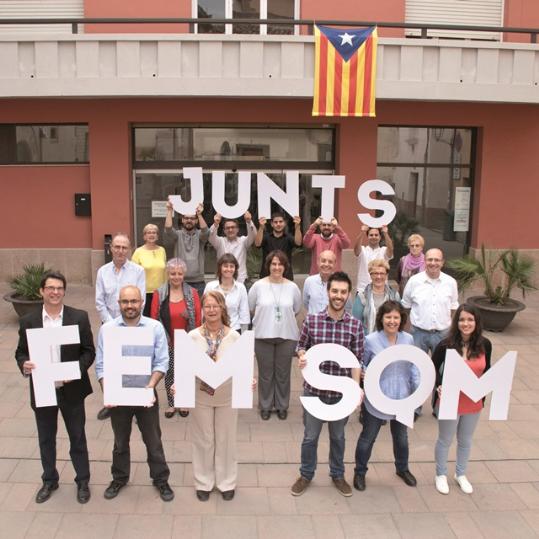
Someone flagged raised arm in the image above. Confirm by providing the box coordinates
[332,218,351,249]
[255,217,266,248]
[293,216,303,246]
[354,225,369,256]
[303,217,322,248]
[381,225,394,259]
[244,211,257,247]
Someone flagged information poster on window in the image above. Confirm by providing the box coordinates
[151,201,168,218]
[453,187,471,232]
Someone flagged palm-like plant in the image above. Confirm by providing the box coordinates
[447,245,536,305]
[10,263,51,301]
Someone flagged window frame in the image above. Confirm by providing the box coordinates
[192,0,300,35]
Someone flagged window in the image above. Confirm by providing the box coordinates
[377,126,475,261]
[0,125,89,164]
[194,0,298,35]
[133,126,334,169]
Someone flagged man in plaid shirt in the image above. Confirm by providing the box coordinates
[291,271,364,498]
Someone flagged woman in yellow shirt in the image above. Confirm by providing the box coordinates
[132,223,167,316]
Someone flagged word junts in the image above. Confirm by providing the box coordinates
[169,167,396,227]
[28,327,517,428]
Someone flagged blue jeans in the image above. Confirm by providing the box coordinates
[354,408,409,475]
[411,326,447,355]
[300,396,348,480]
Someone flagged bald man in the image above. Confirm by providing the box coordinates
[95,286,174,502]
[402,248,459,354]
[303,250,337,314]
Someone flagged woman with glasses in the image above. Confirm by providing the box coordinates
[352,259,400,334]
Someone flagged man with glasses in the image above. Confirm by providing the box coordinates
[95,233,145,420]
[208,211,257,283]
[164,201,209,298]
[95,285,174,502]
[354,225,394,293]
[15,271,95,504]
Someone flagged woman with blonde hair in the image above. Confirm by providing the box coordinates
[132,223,167,316]
[184,290,251,502]
[352,259,400,334]
[396,234,426,296]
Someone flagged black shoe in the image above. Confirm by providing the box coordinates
[156,482,174,502]
[221,489,235,501]
[353,474,366,491]
[396,470,417,487]
[277,409,288,420]
[77,480,91,504]
[260,410,271,420]
[164,409,176,419]
[104,480,126,499]
[97,407,111,420]
[196,490,210,501]
[35,482,58,503]
[179,410,190,418]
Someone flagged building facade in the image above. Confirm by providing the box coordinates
[0,0,538,283]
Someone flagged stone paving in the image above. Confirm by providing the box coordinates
[1,283,539,538]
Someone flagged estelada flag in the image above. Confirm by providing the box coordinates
[312,25,378,117]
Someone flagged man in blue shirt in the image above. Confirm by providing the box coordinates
[95,285,174,502]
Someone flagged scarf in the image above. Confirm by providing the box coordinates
[402,252,425,273]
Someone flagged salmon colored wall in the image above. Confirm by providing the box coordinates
[0,166,92,248]
[1,97,538,251]
[301,0,405,37]
[84,0,189,33]
[504,0,539,43]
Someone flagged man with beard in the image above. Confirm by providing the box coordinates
[291,271,364,498]
[208,211,257,283]
[354,225,394,293]
[164,201,209,298]
[255,212,302,280]
[303,217,351,275]
[95,285,174,502]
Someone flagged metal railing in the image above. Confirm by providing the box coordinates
[0,17,536,43]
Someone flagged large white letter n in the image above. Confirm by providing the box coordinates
[438,350,517,420]
[173,330,255,408]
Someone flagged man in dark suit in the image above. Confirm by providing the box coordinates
[15,271,95,504]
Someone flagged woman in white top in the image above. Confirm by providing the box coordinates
[203,254,250,333]
[248,250,301,420]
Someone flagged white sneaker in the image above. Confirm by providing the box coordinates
[454,474,473,494]
[435,475,449,495]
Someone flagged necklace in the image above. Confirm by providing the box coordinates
[269,280,283,322]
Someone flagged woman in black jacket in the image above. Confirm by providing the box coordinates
[432,304,491,496]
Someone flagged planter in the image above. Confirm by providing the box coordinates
[467,295,525,332]
[3,291,43,318]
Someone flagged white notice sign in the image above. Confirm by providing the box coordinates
[453,187,471,232]
[151,201,168,218]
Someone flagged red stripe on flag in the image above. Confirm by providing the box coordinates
[318,36,328,116]
[334,53,342,116]
[362,36,373,116]
[348,52,358,116]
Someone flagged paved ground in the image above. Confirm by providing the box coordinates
[1,283,539,538]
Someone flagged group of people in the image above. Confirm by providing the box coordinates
[15,206,492,507]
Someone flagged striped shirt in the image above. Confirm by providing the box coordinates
[297,309,364,401]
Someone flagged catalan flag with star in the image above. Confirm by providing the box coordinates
[312,25,378,117]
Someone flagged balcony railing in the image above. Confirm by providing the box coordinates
[0,17,537,43]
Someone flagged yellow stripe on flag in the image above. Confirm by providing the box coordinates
[326,43,335,116]
[341,57,350,116]
[312,27,321,116]
[355,45,366,116]
[368,30,378,115]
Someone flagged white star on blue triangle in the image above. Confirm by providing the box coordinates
[317,25,375,62]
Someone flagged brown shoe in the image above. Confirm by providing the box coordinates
[332,477,353,497]
[290,476,310,496]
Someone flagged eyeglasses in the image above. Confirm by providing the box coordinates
[369,272,387,277]
[43,286,64,292]
[203,305,221,310]
[119,299,141,305]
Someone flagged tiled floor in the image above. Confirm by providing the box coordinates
[1,284,539,538]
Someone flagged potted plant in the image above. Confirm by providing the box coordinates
[3,263,51,318]
[447,245,537,332]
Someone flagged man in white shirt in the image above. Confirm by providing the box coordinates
[354,225,394,293]
[401,248,459,353]
[208,212,257,283]
[303,250,337,314]
[95,233,145,420]
[401,248,458,418]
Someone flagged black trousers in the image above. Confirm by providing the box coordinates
[110,401,170,486]
[34,389,90,485]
